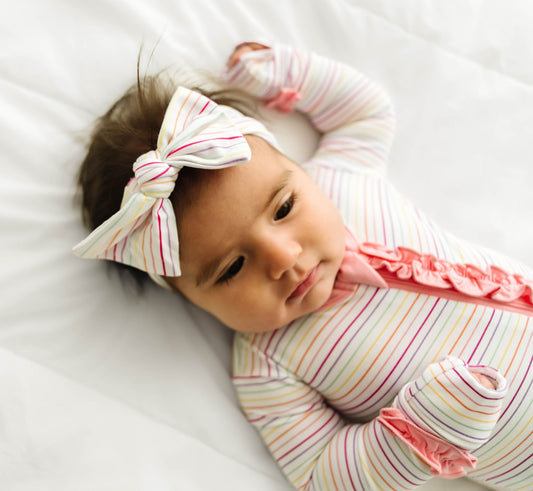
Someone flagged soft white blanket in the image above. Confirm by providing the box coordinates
[1,1,531,489]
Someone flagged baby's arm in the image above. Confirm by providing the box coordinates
[224,41,395,176]
[234,338,507,490]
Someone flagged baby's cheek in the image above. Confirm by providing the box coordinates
[228,299,273,333]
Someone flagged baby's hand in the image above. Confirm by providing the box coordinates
[393,357,507,450]
[227,42,268,69]
[469,370,497,390]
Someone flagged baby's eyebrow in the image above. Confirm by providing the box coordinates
[195,169,293,288]
[262,169,293,212]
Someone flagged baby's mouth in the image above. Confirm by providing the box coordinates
[288,265,320,301]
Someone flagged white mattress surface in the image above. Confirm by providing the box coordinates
[1,1,532,490]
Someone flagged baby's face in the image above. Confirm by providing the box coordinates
[171,136,346,333]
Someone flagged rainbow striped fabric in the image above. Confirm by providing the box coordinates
[227,44,533,490]
[72,86,277,280]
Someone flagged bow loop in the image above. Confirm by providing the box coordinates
[158,89,251,170]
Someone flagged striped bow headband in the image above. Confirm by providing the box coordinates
[73,86,277,284]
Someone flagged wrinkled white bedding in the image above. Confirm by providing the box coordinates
[1,1,532,490]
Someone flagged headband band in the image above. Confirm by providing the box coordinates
[73,86,277,282]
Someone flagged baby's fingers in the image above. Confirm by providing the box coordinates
[227,42,269,69]
[470,370,497,390]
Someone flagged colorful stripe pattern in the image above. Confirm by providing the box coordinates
[227,44,533,490]
[72,87,277,278]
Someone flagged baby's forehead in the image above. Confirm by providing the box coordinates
[175,143,292,243]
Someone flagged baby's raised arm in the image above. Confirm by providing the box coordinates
[224,41,395,177]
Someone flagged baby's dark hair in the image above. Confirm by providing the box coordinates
[77,60,257,291]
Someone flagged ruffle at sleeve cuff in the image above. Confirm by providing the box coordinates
[377,407,477,478]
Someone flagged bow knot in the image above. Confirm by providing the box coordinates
[132,153,179,200]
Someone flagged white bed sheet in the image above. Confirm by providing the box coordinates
[1,1,532,490]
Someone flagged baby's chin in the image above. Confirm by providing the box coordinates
[233,299,338,334]
[229,310,301,334]
[232,315,291,334]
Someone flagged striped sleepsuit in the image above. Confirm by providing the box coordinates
[226,43,533,490]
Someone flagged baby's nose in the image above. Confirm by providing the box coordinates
[263,234,302,280]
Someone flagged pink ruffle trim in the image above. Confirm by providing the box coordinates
[358,242,533,306]
[265,87,301,113]
[377,407,477,478]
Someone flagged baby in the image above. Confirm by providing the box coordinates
[74,42,533,490]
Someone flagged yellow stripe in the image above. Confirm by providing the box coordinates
[287,315,323,369]
[432,303,469,363]
[427,366,498,424]
[87,196,149,258]
[330,292,410,396]
[477,414,533,466]
[141,179,176,188]
[497,316,520,370]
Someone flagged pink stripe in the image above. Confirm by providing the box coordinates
[161,201,176,276]
[119,231,128,263]
[343,429,357,489]
[119,216,143,263]
[343,297,433,411]
[467,311,496,363]
[135,160,164,171]
[299,293,362,380]
[198,100,210,115]
[307,62,337,114]
[149,223,156,273]
[263,331,278,378]
[167,135,242,157]
[278,412,338,462]
[372,422,420,486]
[146,167,170,183]
[308,290,380,385]
[182,94,201,128]
[156,201,167,276]
[378,180,387,243]
[270,407,323,454]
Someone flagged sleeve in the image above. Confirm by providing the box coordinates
[390,356,508,451]
[233,335,508,491]
[223,42,396,177]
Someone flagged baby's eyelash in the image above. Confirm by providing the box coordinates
[274,193,297,221]
[217,256,244,284]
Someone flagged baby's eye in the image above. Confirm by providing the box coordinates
[218,256,244,283]
[274,195,295,221]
